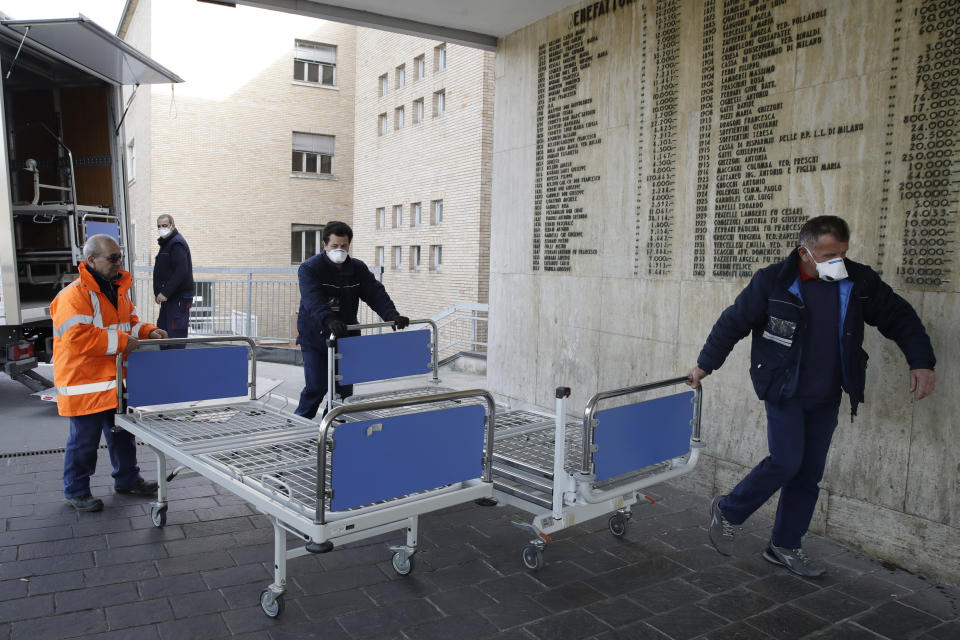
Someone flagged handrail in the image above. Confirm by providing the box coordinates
[115,336,259,413]
[580,376,702,475]
[314,388,497,524]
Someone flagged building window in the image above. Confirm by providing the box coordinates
[434,90,445,117]
[415,54,426,80]
[395,106,405,130]
[291,224,323,263]
[393,204,403,228]
[413,98,424,124]
[376,207,386,230]
[395,64,406,89]
[126,138,136,183]
[378,113,388,136]
[392,246,402,270]
[376,246,384,267]
[379,73,388,97]
[292,132,334,174]
[410,245,421,270]
[431,199,443,225]
[294,40,336,86]
[412,202,422,227]
[431,245,443,271]
[434,44,447,71]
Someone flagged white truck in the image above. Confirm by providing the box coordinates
[0,14,181,392]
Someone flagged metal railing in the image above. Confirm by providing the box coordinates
[429,302,488,361]
[132,266,384,343]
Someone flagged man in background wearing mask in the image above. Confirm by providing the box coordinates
[295,220,409,419]
[153,214,194,349]
[686,215,936,577]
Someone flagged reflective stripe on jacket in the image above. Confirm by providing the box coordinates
[51,262,158,416]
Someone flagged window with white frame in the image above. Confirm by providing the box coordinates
[412,202,422,227]
[294,40,336,86]
[292,132,334,174]
[291,224,323,263]
[379,73,388,97]
[413,98,424,124]
[376,207,386,230]
[395,64,405,89]
[395,106,405,130]
[410,245,421,270]
[430,245,442,271]
[126,138,136,183]
[431,199,443,225]
[376,246,384,267]
[433,89,445,117]
[434,44,447,71]
[392,246,402,270]
[393,204,402,228]
[378,113,388,136]
[415,54,426,80]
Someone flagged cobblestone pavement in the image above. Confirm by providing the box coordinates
[1,449,958,640]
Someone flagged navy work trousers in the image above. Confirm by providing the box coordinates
[157,297,191,349]
[295,347,353,419]
[719,394,841,549]
[63,409,142,498]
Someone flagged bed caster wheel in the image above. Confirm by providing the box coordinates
[608,513,627,538]
[391,550,415,576]
[151,505,167,528]
[260,589,284,618]
[522,544,543,571]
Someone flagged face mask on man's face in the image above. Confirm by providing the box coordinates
[326,248,348,264]
[805,246,848,281]
[158,227,172,238]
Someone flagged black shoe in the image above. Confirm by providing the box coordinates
[763,543,826,578]
[114,478,158,497]
[66,494,104,512]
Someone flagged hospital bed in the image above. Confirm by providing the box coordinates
[325,325,705,570]
[113,336,496,618]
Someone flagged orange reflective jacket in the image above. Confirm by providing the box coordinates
[51,263,158,417]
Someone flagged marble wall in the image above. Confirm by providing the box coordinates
[491,0,960,582]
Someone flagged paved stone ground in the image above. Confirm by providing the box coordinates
[1,450,958,640]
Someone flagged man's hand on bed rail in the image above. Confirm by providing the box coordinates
[392,315,410,331]
[686,366,709,389]
[328,320,348,338]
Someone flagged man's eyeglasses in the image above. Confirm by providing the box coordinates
[100,253,124,263]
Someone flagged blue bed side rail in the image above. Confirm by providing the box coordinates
[336,329,432,385]
[316,388,497,523]
[592,391,696,481]
[118,337,256,409]
[329,404,486,511]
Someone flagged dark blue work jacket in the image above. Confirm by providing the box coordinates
[296,252,398,350]
[152,230,195,299]
[697,248,936,417]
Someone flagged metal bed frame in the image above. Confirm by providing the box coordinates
[491,380,704,570]
[114,337,496,618]
[319,329,706,571]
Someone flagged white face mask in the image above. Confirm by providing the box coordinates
[805,247,848,281]
[157,227,172,238]
[326,248,348,264]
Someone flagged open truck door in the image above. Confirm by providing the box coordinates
[0,14,181,393]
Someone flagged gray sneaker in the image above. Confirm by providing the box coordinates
[708,496,735,556]
[763,543,826,578]
[66,494,104,512]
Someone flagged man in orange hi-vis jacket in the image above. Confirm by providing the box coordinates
[52,234,168,512]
